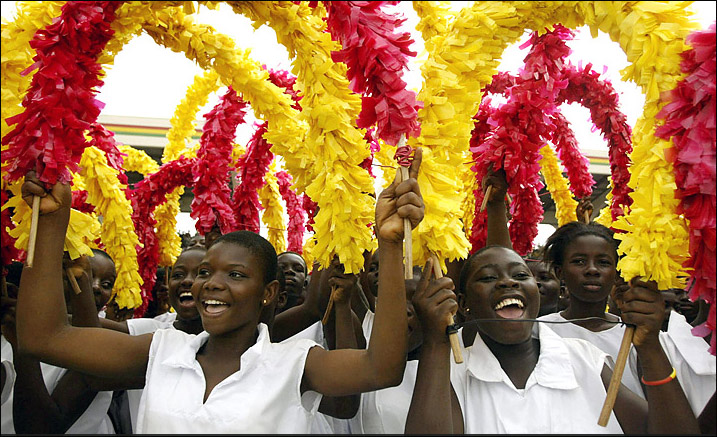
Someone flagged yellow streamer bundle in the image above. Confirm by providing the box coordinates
[539,143,578,227]
[595,176,614,228]
[118,145,160,175]
[258,161,286,254]
[80,146,143,309]
[230,1,375,273]
[413,1,453,53]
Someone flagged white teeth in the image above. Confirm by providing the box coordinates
[204,299,227,305]
[494,298,524,311]
[179,292,192,298]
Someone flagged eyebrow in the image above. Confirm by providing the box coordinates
[477,261,526,269]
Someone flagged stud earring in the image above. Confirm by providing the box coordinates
[464,307,470,314]
[262,299,267,305]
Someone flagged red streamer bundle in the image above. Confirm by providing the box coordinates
[87,122,128,186]
[656,23,716,354]
[549,112,594,199]
[276,170,307,253]
[71,190,96,215]
[324,1,422,146]
[2,1,122,186]
[468,97,495,252]
[232,122,274,233]
[191,87,249,235]
[359,127,381,177]
[265,65,303,110]
[302,195,318,233]
[129,156,196,317]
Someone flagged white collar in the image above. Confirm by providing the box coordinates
[465,323,579,390]
[161,323,270,371]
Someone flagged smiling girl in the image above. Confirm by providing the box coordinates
[15,149,424,434]
[405,245,699,434]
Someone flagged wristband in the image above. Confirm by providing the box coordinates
[641,367,676,386]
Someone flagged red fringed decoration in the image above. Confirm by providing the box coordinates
[71,190,96,214]
[559,64,633,221]
[1,190,22,267]
[324,1,422,146]
[359,127,381,177]
[276,170,307,253]
[550,112,595,199]
[302,194,318,233]
[129,156,196,317]
[233,122,274,233]
[87,122,128,186]
[191,87,249,235]
[265,65,302,110]
[468,97,495,252]
[656,23,716,354]
[2,1,122,186]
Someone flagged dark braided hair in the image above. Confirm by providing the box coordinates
[542,221,618,273]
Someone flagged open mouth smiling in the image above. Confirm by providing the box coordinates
[493,297,526,319]
[202,299,229,315]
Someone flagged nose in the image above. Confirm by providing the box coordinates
[180,274,193,287]
[92,278,101,293]
[585,260,599,276]
[496,275,519,288]
[201,273,223,291]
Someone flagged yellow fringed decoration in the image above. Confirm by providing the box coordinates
[229,1,375,274]
[118,145,159,175]
[413,1,453,53]
[460,162,478,241]
[595,176,614,228]
[156,69,221,266]
[302,234,316,272]
[258,161,286,253]
[3,180,99,260]
[80,146,143,309]
[539,143,578,227]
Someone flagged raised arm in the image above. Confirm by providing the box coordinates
[16,174,152,384]
[405,259,463,434]
[610,278,700,434]
[302,148,424,396]
[483,167,512,249]
[272,262,331,342]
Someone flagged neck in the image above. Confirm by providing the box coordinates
[174,317,204,335]
[562,297,608,319]
[200,323,259,362]
[480,331,540,389]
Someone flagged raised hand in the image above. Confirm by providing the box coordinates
[21,171,72,216]
[482,166,508,202]
[375,148,424,244]
[618,278,664,346]
[411,258,458,345]
[576,197,593,223]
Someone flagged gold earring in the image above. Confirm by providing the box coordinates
[262,299,267,305]
[464,307,470,314]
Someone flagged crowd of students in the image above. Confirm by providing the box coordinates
[1,152,715,434]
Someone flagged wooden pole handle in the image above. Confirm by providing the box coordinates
[584,210,591,224]
[26,195,40,268]
[598,325,635,426]
[430,254,463,364]
[66,268,83,295]
[398,166,413,280]
[479,185,493,213]
[321,285,338,325]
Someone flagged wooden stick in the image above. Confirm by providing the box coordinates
[598,325,635,426]
[584,210,591,224]
[26,195,40,268]
[400,166,413,279]
[321,285,338,325]
[430,254,463,364]
[165,267,170,289]
[66,268,83,295]
[479,185,493,213]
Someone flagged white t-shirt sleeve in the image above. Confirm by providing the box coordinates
[126,318,172,336]
[1,360,14,405]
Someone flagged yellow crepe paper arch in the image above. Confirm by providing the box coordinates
[539,143,579,227]
[258,160,286,254]
[119,145,160,176]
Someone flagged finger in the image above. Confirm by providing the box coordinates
[395,190,421,209]
[22,177,48,198]
[395,177,421,199]
[417,258,433,293]
[408,147,422,180]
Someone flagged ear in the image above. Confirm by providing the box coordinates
[554,265,563,281]
[457,292,469,319]
[262,280,279,307]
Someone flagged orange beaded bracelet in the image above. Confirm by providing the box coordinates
[641,368,677,386]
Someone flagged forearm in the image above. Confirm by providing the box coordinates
[405,340,454,434]
[68,270,100,328]
[485,200,512,248]
[12,352,65,434]
[366,241,407,387]
[272,301,321,342]
[17,210,72,357]
[99,317,130,334]
[635,339,700,434]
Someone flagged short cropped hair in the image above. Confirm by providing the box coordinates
[212,231,278,285]
[542,221,618,273]
[277,251,307,274]
[458,245,515,295]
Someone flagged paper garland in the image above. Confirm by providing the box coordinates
[655,23,716,354]
[276,170,307,253]
[233,122,273,233]
[258,160,286,253]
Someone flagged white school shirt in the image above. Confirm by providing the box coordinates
[362,309,375,345]
[124,312,179,432]
[449,324,623,434]
[135,323,323,433]
[282,321,359,434]
[538,311,644,397]
[657,311,716,416]
[0,335,115,434]
[356,358,418,434]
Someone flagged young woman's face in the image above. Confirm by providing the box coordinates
[463,247,539,345]
[557,235,617,304]
[277,253,306,302]
[192,242,274,336]
[528,261,560,316]
[168,249,205,321]
[90,254,116,311]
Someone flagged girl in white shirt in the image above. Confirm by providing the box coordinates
[15,152,424,434]
[405,245,699,434]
